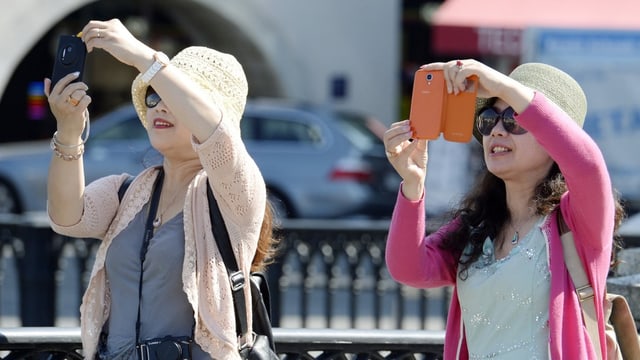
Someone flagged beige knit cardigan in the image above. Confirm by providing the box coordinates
[49,118,266,359]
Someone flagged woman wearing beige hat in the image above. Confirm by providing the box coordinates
[45,19,276,359]
[384,59,625,359]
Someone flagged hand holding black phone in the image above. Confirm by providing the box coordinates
[50,34,87,89]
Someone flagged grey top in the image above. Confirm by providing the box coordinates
[457,216,550,359]
[100,205,209,359]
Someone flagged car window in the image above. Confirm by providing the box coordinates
[333,112,383,151]
[94,116,148,141]
[242,115,322,145]
[240,115,257,140]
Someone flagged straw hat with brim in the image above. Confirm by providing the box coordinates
[472,62,587,143]
[132,46,248,129]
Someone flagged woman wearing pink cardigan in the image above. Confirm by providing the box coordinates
[384,60,625,359]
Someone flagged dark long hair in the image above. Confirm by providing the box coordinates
[440,163,626,280]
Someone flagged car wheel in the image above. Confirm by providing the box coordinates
[267,190,293,219]
[0,179,21,214]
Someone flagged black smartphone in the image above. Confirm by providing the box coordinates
[50,35,87,88]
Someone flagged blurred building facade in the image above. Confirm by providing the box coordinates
[0,0,400,143]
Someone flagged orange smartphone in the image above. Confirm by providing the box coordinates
[409,69,478,142]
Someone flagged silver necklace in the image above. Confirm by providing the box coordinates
[511,231,519,245]
[508,220,524,245]
[509,215,538,245]
[152,187,184,228]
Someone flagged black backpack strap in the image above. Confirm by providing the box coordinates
[118,175,135,202]
[206,180,249,338]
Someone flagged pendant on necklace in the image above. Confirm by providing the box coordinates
[511,231,519,245]
[153,216,161,228]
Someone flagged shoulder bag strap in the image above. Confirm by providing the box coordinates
[206,180,249,340]
[558,210,603,360]
[118,175,135,202]
[135,168,164,343]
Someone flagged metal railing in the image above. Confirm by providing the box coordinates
[270,218,450,329]
[0,327,445,359]
[0,213,450,329]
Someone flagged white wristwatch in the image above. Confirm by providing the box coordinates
[140,51,170,84]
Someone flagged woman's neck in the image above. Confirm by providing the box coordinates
[491,181,539,255]
[161,158,201,188]
[151,160,201,228]
[504,181,537,223]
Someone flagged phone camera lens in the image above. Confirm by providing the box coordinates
[426,73,433,81]
[60,45,77,65]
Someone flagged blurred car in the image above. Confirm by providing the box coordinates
[0,99,400,219]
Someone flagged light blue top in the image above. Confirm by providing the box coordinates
[458,216,550,359]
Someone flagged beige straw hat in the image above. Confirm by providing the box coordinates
[131,46,248,128]
[472,62,587,142]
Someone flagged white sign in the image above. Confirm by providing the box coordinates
[523,28,640,208]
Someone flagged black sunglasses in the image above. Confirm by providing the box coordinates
[476,107,528,136]
[145,87,161,108]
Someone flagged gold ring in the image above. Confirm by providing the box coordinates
[68,96,80,106]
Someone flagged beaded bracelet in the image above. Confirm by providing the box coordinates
[50,139,84,161]
[50,118,91,161]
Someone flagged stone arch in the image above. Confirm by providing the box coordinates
[0,0,290,142]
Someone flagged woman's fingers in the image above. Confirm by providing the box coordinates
[80,19,150,69]
[45,72,91,123]
[420,59,480,95]
[43,78,52,97]
[81,20,109,52]
[64,86,89,105]
[384,120,413,157]
[47,74,90,109]
[49,72,85,96]
[419,62,446,71]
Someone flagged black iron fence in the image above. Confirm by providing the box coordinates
[270,218,450,329]
[0,214,450,330]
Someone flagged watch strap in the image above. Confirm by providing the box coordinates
[141,52,169,84]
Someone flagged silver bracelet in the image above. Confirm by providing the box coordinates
[50,140,84,161]
[51,117,91,148]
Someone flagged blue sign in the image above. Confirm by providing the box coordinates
[523,28,640,209]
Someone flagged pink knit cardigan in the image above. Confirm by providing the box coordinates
[49,117,266,360]
[385,93,615,359]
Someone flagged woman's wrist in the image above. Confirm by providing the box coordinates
[50,131,85,161]
[53,131,84,146]
[401,180,424,202]
[54,117,91,148]
[140,51,170,84]
[495,77,535,114]
[135,48,161,74]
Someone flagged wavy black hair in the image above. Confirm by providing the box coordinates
[440,163,626,280]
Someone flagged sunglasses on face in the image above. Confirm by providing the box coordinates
[145,87,161,108]
[476,106,528,136]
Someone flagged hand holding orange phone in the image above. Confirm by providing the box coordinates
[409,69,478,142]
